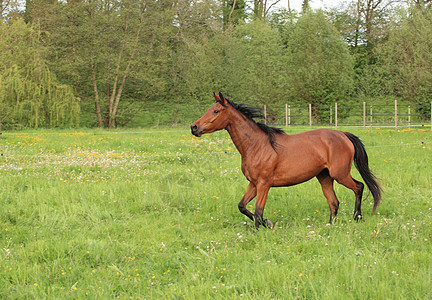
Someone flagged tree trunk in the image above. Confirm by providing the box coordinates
[228,0,237,24]
[91,63,103,127]
[106,4,146,128]
[88,3,103,127]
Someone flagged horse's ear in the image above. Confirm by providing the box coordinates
[214,92,221,102]
[219,92,228,105]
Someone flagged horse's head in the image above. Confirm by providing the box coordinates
[191,92,231,137]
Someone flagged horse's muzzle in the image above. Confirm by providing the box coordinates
[191,124,202,137]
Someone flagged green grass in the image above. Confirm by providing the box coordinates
[1,127,431,298]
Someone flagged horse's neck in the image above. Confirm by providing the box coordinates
[225,112,267,157]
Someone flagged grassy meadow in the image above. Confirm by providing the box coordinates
[1,127,431,299]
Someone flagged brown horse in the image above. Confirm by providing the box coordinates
[191,93,382,229]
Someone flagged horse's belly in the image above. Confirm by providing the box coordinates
[272,163,324,187]
[272,174,316,187]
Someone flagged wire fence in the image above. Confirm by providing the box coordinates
[264,101,432,130]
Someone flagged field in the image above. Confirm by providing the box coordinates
[1,127,431,299]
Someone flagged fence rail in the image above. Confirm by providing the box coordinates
[264,100,432,130]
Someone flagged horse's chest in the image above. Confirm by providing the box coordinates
[241,159,272,183]
[241,163,252,181]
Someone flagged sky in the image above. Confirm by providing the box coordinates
[275,0,346,11]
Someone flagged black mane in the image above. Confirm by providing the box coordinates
[219,98,285,149]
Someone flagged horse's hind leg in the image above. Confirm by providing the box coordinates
[335,175,364,221]
[317,170,339,224]
[352,179,364,221]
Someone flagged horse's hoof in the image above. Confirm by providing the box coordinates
[266,219,274,229]
[354,214,363,222]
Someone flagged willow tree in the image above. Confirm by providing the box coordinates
[0,18,79,129]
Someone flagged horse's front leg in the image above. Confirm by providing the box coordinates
[254,183,272,230]
[238,182,257,221]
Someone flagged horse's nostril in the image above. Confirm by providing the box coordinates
[191,124,198,132]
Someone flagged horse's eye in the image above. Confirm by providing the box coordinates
[214,110,219,114]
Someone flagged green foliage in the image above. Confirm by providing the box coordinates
[1,1,431,128]
[227,20,288,105]
[0,19,80,129]
[168,0,224,109]
[1,128,432,297]
[283,11,354,106]
[222,0,247,26]
[169,19,287,109]
[31,0,174,127]
[301,0,310,13]
[374,5,432,105]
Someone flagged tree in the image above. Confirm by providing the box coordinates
[227,19,287,105]
[253,0,282,19]
[329,0,401,57]
[171,18,287,112]
[0,0,20,19]
[375,5,432,104]
[222,0,247,27]
[413,0,432,9]
[283,11,354,107]
[29,0,174,128]
[326,0,402,99]
[0,18,79,129]
[302,0,310,13]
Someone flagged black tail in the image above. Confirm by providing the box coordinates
[344,132,382,214]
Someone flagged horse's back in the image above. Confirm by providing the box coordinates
[282,128,353,152]
[271,129,355,186]
[278,128,352,150]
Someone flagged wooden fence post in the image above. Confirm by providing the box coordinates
[335,102,338,127]
[264,104,267,125]
[363,102,366,129]
[330,105,333,127]
[309,104,312,127]
[395,100,398,130]
[370,104,373,127]
[408,105,411,128]
[285,104,288,127]
[288,105,291,127]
